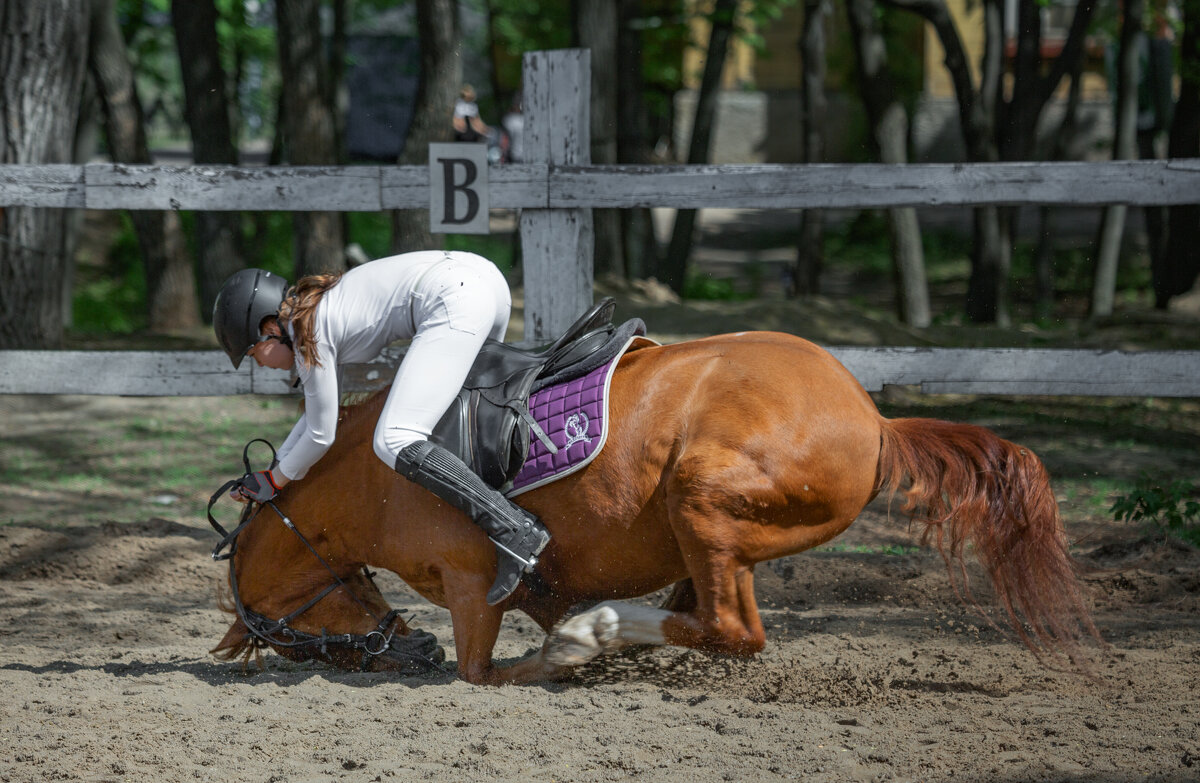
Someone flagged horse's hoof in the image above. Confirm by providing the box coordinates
[545,603,621,666]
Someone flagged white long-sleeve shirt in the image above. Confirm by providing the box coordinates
[275,251,478,480]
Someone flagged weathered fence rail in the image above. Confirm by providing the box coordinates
[2,159,1198,211]
[2,347,1198,398]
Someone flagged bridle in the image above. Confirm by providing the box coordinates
[206,440,443,672]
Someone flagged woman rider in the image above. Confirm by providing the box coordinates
[211,251,550,605]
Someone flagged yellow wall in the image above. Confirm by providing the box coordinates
[923,0,985,98]
[923,0,1110,101]
[682,1,801,91]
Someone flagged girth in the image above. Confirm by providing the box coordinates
[429,296,646,490]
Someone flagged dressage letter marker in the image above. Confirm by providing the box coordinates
[429,143,489,235]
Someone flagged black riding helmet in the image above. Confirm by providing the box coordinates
[213,269,290,369]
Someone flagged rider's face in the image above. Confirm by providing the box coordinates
[248,321,295,370]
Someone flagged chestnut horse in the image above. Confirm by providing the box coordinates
[212,331,1100,684]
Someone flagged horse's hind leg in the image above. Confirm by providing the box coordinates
[545,555,766,667]
[660,553,766,655]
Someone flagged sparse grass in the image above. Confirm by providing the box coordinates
[815,543,923,556]
[0,396,298,527]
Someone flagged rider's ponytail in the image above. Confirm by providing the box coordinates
[278,272,343,369]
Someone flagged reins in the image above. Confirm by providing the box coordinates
[206,439,442,672]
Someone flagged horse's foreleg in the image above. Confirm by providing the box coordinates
[443,572,570,685]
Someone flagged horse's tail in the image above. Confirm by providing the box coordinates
[876,417,1101,664]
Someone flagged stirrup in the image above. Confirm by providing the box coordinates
[487,550,530,605]
[486,526,549,605]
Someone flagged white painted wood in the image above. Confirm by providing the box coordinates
[0,351,290,396]
[378,166,427,209]
[552,160,1200,208]
[521,208,595,340]
[489,164,549,209]
[2,160,1196,209]
[520,49,594,342]
[0,164,84,207]
[3,347,1197,397]
[827,347,1200,397]
[82,164,384,211]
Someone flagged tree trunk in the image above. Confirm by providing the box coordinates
[172,0,245,318]
[575,0,624,279]
[617,0,659,280]
[89,0,200,333]
[276,0,345,276]
[1164,0,1200,305]
[1091,0,1143,319]
[330,0,351,161]
[1034,58,1086,320]
[0,0,90,349]
[661,0,737,295]
[792,0,828,297]
[391,0,462,255]
[844,0,930,326]
[881,0,1003,322]
[1002,0,1098,162]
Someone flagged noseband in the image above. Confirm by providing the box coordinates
[207,440,443,673]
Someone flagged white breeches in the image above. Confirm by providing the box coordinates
[371,255,511,467]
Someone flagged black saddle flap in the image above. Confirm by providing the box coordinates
[429,298,642,488]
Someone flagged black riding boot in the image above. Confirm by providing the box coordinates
[394,441,550,605]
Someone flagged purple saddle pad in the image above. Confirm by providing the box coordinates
[507,337,643,496]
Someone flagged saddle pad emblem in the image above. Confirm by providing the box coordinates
[563,412,592,448]
[507,347,627,497]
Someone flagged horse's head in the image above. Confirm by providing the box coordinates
[211,394,445,674]
[212,553,441,673]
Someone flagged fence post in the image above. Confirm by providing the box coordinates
[520,49,593,343]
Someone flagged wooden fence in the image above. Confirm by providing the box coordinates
[1,347,1198,397]
[2,49,1200,398]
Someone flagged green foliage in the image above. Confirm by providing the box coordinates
[72,214,147,334]
[444,233,515,275]
[1111,473,1200,546]
[346,213,394,261]
[238,212,294,280]
[684,274,750,301]
[116,0,278,147]
[488,0,573,91]
[217,0,279,143]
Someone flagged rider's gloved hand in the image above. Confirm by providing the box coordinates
[232,469,281,503]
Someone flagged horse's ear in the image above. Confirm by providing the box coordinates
[210,617,252,662]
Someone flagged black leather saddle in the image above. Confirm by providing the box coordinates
[430,297,645,490]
